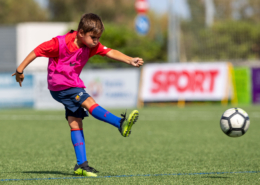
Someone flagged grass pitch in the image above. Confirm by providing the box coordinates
[0,105,259,184]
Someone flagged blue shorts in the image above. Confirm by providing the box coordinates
[50,88,90,120]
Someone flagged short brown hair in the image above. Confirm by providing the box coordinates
[77,13,104,35]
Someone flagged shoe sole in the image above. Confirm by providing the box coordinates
[124,110,139,137]
[74,169,97,177]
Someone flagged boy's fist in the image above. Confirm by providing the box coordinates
[131,57,144,67]
[12,72,24,87]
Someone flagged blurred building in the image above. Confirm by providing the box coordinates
[0,23,74,72]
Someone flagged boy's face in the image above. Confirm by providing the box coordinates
[79,30,102,48]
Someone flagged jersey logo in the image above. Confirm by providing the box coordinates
[70,62,76,66]
[75,95,80,101]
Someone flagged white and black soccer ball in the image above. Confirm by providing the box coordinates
[220,108,250,137]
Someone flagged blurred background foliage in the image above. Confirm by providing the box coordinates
[182,21,260,61]
[181,0,260,62]
[48,0,136,23]
[87,22,167,66]
[0,0,260,63]
[0,0,48,23]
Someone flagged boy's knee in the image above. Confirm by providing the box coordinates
[68,116,83,129]
[81,97,96,110]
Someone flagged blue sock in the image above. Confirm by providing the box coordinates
[89,104,121,129]
[71,129,87,165]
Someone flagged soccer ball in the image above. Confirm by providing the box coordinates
[220,108,250,137]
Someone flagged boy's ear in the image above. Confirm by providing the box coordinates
[78,29,85,37]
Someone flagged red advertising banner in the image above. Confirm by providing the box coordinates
[140,63,230,101]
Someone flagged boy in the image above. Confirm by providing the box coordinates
[12,13,143,177]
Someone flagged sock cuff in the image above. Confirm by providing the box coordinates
[71,128,83,131]
[89,104,99,114]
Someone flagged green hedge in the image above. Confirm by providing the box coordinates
[182,21,260,61]
[87,22,167,67]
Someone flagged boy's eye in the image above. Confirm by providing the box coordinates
[91,36,100,40]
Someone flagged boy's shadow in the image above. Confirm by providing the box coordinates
[22,171,74,176]
[22,171,115,177]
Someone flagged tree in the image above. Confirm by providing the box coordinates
[235,0,260,23]
[48,0,136,23]
[214,0,233,20]
[213,0,260,23]
[182,21,260,61]
[0,0,48,24]
[86,22,167,67]
[186,0,205,27]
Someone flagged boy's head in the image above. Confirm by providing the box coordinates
[77,13,104,35]
[77,13,104,48]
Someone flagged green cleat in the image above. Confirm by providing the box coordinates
[74,161,98,177]
[119,110,139,137]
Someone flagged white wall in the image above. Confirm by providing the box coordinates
[17,22,75,71]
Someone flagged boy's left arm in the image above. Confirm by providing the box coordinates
[105,49,144,67]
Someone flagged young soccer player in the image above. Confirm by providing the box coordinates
[12,13,143,177]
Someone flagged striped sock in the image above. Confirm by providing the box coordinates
[71,129,87,165]
[89,104,121,129]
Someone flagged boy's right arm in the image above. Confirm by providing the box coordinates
[11,37,59,87]
[12,50,37,87]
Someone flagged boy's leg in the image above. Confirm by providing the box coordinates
[81,97,122,128]
[68,116,86,165]
[81,97,139,137]
[68,116,97,177]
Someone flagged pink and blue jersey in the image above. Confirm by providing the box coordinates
[34,30,111,91]
[48,34,90,91]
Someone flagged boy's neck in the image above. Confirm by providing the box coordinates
[74,35,84,48]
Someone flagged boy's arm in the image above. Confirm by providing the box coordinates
[12,37,58,87]
[12,50,37,87]
[105,49,144,67]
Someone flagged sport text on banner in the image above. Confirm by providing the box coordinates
[141,63,230,101]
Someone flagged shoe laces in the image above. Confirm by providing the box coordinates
[120,110,127,124]
[83,166,99,173]
[119,110,127,132]
[76,161,99,173]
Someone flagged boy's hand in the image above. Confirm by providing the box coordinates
[130,57,144,67]
[12,72,24,87]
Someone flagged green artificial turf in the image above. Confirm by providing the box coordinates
[0,105,259,184]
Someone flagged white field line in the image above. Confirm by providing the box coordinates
[0,114,212,121]
[0,115,64,121]
[0,111,259,121]
[0,114,214,121]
